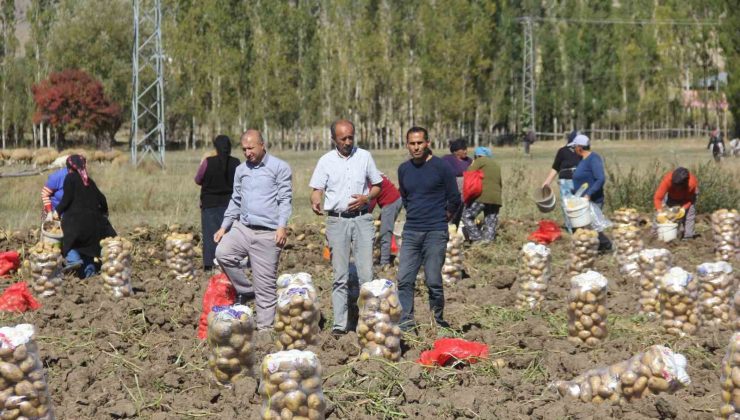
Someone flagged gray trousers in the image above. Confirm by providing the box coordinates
[215,222,280,329]
[325,213,375,331]
[378,198,402,265]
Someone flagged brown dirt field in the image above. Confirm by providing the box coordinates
[0,215,734,419]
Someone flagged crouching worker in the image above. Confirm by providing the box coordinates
[214,130,293,331]
[653,167,698,239]
[461,147,502,243]
[56,155,116,278]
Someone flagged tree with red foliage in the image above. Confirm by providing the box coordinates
[32,69,122,150]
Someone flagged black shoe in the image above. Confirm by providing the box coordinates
[436,320,452,329]
[331,329,347,338]
[234,292,255,305]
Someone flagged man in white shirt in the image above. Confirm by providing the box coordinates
[309,119,382,335]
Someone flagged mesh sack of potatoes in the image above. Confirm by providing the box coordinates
[442,225,465,285]
[637,248,672,318]
[165,232,195,281]
[276,272,314,297]
[567,271,608,346]
[552,345,690,403]
[259,350,326,420]
[100,237,133,299]
[613,224,644,281]
[567,229,599,277]
[207,304,255,385]
[658,267,700,337]
[697,261,734,327]
[357,279,402,361]
[0,324,54,419]
[23,242,64,297]
[515,242,551,311]
[712,209,739,262]
[274,285,320,351]
[719,332,740,418]
[612,207,640,227]
[733,290,740,332]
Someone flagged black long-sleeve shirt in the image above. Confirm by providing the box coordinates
[398,156,461,232]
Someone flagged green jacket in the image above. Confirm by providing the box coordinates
[467,156,502,205]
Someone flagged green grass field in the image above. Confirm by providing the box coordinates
[1,137,737,231]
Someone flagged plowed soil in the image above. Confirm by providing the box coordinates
[0,215,733,419]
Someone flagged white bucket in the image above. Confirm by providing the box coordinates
[565,198,592,228]
[657,223,679,242]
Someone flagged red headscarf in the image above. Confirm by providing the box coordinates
[66,154,90,186]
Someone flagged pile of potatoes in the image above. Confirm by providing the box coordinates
[357,279,402,361]
[0,324,54,419]
[567,229,599,277]
[733,290,740,332]
[207,304,255,385]
[553,345,690,403]
[659,267,700,337]
[442,225,465,285]
[515,242,551,311]
[613,224,644,281]
[712,209,739,262]
[697,261,734,327]
[567,271,608,346]
[165,232,195,281]
[719,332,740,418]
[259,350,326,420]
[23,242,64,297]
[100,237,133,299]
[275,285,320,350]
[638,248,672,318]
[276,272,314,297]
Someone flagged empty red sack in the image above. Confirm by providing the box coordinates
[0,251,20,277]
[0,282,41,313]
[417,338,489,367]
[197,273,236,340]
[527,219,562,244]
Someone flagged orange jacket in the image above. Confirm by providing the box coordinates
[653,171,698,210]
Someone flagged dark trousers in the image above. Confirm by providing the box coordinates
[396,230,448,330]
[593,201,612,250]
[461,202,500,242]
[201,206,227,270]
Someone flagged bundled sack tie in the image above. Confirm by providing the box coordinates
[418,338,488,367]
[0,251,20,277]
[527,220,562,244]
[197,273,236,340]
[0,282,41,313]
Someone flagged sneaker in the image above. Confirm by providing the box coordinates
[62,261,83,274]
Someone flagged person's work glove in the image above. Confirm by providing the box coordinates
[44,211,53,222]
[675,207,686,220]
[52,211,59,221]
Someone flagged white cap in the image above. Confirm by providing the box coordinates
[567,134,590,148]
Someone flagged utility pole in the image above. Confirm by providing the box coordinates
[130,0,166,167]
[520,17,536,133]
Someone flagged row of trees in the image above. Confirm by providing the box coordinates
[0,0,737,150]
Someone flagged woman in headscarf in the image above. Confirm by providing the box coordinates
[194,135,240,271]
[56,154,116,278]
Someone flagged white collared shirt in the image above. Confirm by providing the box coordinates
[309,147,382,212]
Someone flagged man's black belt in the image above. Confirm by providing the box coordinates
[327,210,368,218]
[244,224,275,231]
